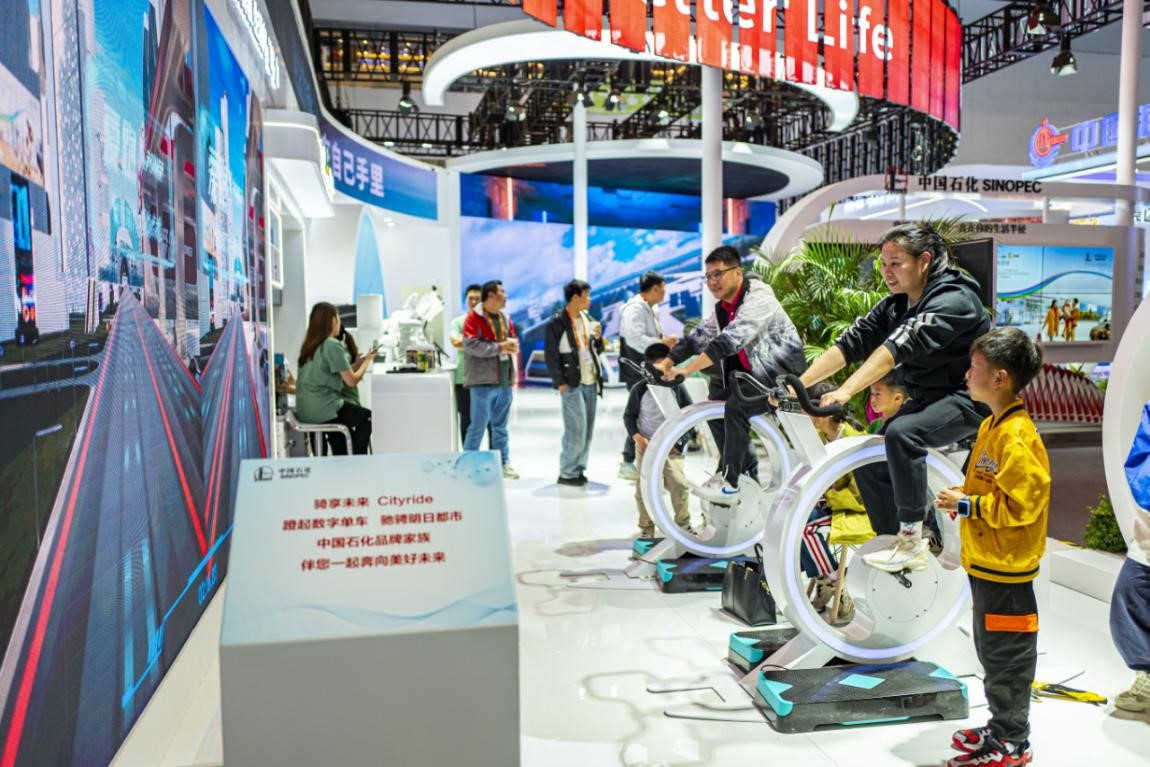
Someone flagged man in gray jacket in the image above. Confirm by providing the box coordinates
[656,246,806,504]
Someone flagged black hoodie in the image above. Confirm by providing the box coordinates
[834,268,991,403]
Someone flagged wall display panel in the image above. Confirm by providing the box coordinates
[583,0,604,40]
[0,1,270,765]
[524,0,558,27]
[928,0,945,120]
[823,0,855,91]
[588,226,763,342]
[784,0,817,84]
[320,118,438,220]
[609,0,646,51]
[459,215,765,370]
[653,0,691,61]
[910,0,931,114]
[943,10,961,129]
[996,245,1115,343]
[459,173,776,234]
[886,0,911,105]
[856,0,885,99]
[697,0,733,68]
[737,0,775,77]
[459,216,574,364]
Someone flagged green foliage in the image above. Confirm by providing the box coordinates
[1082,494,1128,553]
[751,217,973,421]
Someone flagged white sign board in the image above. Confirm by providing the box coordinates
[220,451,518,766]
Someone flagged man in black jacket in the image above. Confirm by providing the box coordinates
[799,222,991,572]
[545,280,605,486]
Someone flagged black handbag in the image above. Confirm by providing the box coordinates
[721,544,777,626]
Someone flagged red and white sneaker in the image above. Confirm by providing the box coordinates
[945,738,1032,767]
[951,726,992,753]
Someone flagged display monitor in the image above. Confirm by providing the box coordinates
[996,244,1114,343]
[950,238,995,309]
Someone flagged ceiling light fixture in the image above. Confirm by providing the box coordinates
[1051,35,1078,76]
[397,81,418,114]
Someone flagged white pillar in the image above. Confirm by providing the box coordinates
[701,65,723,315]
[1114,0,1142,226]
[898,193,907,220]
[573,101,589,280]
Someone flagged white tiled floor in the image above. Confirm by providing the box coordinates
[116,387,1150,767]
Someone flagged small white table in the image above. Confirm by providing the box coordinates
[369,366,457,453]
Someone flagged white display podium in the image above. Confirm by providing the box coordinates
[370,367,457,453]
[220,452,519,766]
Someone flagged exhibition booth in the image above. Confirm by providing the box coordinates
[2,0,1150,764]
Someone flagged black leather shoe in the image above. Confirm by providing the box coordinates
[557,476,583,486]
[575,474,589,486]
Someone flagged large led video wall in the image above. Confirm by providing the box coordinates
[0,1,270,764]
[459,175,774,364]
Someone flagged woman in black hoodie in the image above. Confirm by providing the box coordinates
[799,222,992,572]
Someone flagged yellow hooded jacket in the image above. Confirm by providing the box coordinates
[960,400,1050,584]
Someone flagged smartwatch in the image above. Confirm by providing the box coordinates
[955,497,972,518]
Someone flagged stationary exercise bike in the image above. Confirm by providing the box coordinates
[640,373,974,728]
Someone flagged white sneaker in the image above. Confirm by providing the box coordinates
[689,473,740,505]
[862,535,930,572]
[1115,670,1150,712]
[618,462,640,481]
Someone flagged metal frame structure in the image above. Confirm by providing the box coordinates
[961,0,1136,82]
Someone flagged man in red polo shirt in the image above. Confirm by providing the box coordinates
[655,246,806,505]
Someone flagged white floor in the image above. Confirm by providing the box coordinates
[115,387,1150,767]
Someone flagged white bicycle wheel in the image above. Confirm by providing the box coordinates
[763,435,970,664]
[640,400,794,558]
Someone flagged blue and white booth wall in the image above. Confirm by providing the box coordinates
[457,173,776,371]
[292,198,452,363]
[0,0,288,763]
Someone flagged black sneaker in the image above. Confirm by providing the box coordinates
[576,473,589,486]
[557,476,583,487]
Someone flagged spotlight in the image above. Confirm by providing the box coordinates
[1051,35,1078,76]
[397,82,417,114]
[1026,1,1058,37]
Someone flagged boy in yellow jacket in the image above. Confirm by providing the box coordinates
[935,327,1048,767]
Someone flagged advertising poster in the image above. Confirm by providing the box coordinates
[996,244,1114,342]
[0,1,271,765]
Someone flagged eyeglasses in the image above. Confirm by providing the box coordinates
[704,266,739,283]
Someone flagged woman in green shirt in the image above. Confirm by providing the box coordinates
[296,302,376,454]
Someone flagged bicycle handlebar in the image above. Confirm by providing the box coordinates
[619,357,685,385]
[774,373,844,418]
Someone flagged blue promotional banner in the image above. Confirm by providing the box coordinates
[320,118,438,220]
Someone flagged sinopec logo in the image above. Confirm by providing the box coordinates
[1029,117,1067,168]
[254,466,274,482]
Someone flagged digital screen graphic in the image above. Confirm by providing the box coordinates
[0,1,271,764]
[996,244,1114,342]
